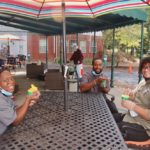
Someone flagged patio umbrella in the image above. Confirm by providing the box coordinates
[0,34,21,57]
[0,1,149,36]
[0,1,149,54]
[0,0,149,18]
[0,0,149,110]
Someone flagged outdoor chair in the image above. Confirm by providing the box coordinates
[17,54,26,68]
[104,93,118,114]
[104,93,125,123]
[45,69,64,90]
[5,56,17,71]
[26,62,45,79]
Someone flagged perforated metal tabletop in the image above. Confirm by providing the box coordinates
[0,92,127,150]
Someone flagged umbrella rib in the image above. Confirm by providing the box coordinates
[37,0,46,18]
[141,0,150,5]
[85,0,95,18]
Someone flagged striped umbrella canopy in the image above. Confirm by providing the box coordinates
[0,0,148,35]
[0,0,149,19]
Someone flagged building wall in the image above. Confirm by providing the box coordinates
[28,32,104,62]
[0,26,104,62]
[0,25,27,59]
[66,33,103,59]
[27,33,54,61]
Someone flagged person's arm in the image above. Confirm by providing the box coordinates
[70,52,74,61]
[124,80,145,100]
[80,76,110,93]
[134,104,150,120]
[121,100,150,120]
[12,91,40,125]
[80,51,84,61]
[77,51,84,64]
[80,79,97,92]
[123,88,135,100]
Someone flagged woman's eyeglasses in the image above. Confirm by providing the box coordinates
[143,66,150,70]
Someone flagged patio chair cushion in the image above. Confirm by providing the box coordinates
[45,71,64,90]
[118,122,149,141]
[126,139,150,150]
[26,63,45,79]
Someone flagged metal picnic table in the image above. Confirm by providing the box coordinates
[0,92,128,150]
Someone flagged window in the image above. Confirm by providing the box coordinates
[19,45,23,54]
[80,41,86,53]
[39,39,46,53]
[70,40,77,52]
[91,40,97,53]
[66,40,69,52]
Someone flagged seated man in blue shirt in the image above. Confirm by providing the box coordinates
[80,58,123,122]
[80,58,110,93]
[0,69,40,135]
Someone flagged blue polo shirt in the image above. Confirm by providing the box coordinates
[80,70,109,93]
[0,93,16,135]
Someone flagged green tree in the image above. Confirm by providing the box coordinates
[102,8,150,58]
[115,25,141,52]
[102,29,113,50]
[103,24,147,55]
[144,8,150,52]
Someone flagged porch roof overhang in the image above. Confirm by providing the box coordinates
[0,9,147,35]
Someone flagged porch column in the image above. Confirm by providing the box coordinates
[76,33,78,46]
[93,31,96,59]
[110,28,115,87]
[138,22,144,83]
[45,35,48,69]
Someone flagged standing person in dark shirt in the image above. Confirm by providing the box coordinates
[70,48,84,79]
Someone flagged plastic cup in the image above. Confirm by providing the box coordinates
[121,94,138,117]
[121,94,129,100]
[27,91,33,95]
[101,80,106,88]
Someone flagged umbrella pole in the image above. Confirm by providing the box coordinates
[138,22,144,83]
[62,0,68,111]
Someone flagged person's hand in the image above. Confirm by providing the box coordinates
[123,88,135,100]
[67,60,70,63]
[95,76,109,85]
[26,91,41,106]
[121,100,136,110]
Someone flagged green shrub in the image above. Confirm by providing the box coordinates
[83,58,92,65]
